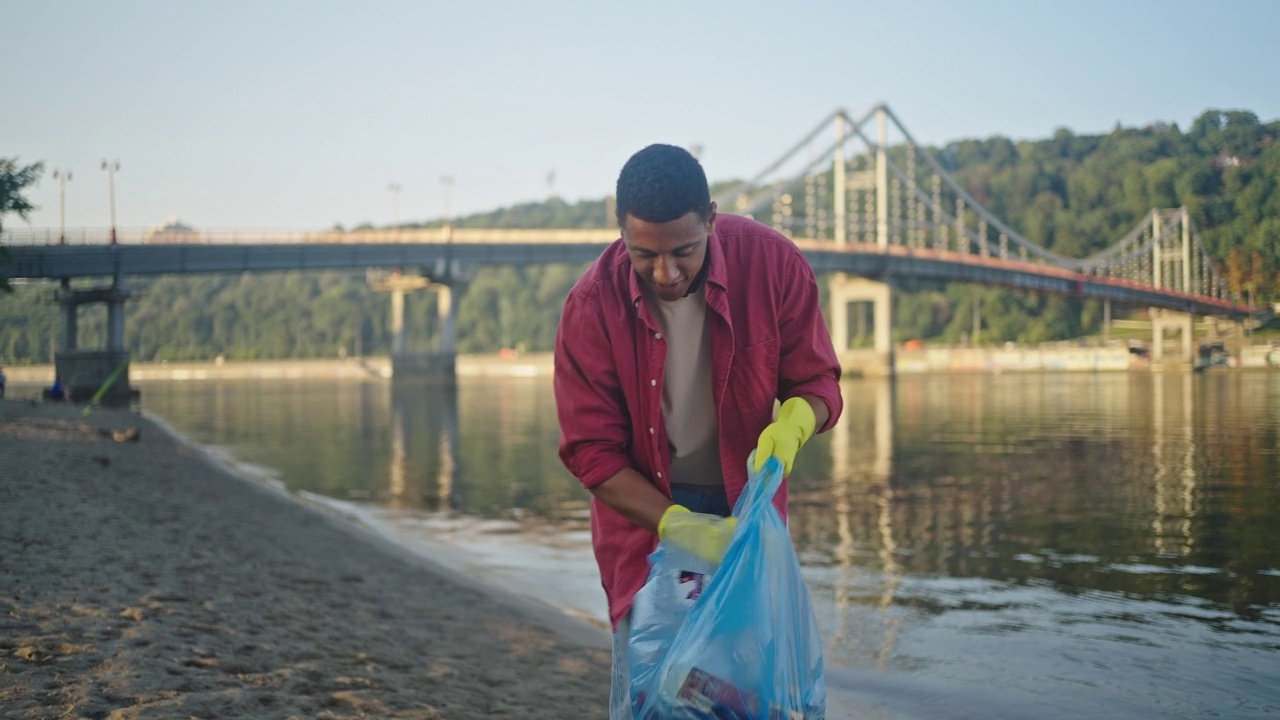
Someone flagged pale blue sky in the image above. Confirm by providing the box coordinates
[5,0,1278,231]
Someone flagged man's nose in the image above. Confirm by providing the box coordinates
[654,256,676,285]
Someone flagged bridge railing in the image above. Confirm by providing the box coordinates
[0,226,621,246]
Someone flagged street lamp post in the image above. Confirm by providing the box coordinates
[387,183,402,228]
[101,159,120,244]
[440,175,455,241]
[440,175,454,225]
[52,168,72,245]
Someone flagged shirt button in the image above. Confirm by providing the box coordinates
[649,427,655,435]
[650,379,656,387]
[654,332,662,339]
[657,472,664,479]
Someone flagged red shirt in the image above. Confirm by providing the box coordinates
[554,214,843,629]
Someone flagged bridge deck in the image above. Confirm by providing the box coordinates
[0,235,1250,319]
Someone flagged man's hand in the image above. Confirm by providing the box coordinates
[753,396,816,475]
[657,505,738,563]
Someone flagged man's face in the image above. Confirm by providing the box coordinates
[621,204,716,302]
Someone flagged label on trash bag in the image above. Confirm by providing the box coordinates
[678,571,706,602]
[677,666,757,718]
[674,667,805,720]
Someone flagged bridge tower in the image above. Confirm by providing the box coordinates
[828,106,895,376]
[1148,208,1198,367]
[713,107,1246,377]
[51,274,136,406]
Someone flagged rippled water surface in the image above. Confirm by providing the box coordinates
[137,371,1280,718]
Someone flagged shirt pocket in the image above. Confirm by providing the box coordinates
[730,338,779,427]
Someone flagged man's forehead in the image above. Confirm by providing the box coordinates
[622,230,704,252]
[627,240,702,256]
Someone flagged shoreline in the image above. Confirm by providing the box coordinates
[4,341,1276,388]
[0,398,611,718]
[1,354,556,384]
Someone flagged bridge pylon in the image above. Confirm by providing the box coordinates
[829,273,894,377]
[50,276,137,406]
[1148,308,1195,367]
[367,260,470,382]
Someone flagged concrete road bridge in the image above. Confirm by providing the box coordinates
[0,105,1257,401]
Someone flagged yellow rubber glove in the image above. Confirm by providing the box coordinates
[753,396,816,475]
[657,505,738,564]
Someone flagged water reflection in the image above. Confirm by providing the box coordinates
[367,376,590,527]
[792,374,1280,616]
[136,372,1280,718]
[785,374,1279,714]
[825,380,903,668]
[385,379,460,512]
[1150,372,1196,559]
[137,372,1280,618]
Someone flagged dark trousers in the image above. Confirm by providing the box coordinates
[669,484,731,517]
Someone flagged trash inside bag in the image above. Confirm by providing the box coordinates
[629,454,826,719]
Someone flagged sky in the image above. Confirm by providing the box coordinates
[4,0,1279,232]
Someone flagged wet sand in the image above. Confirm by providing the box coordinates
[0,399,611,719]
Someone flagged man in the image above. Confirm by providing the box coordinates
[553,144,842,718]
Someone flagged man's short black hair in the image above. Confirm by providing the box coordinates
[615,144,711,227]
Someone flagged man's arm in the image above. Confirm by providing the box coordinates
[554,291,639,490]
[589,467,673,533]
[776,253,843,433]
[799,394,830,433]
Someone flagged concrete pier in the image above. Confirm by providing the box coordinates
[53,282,136,406]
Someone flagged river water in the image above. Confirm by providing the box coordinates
[135,371,1280,719]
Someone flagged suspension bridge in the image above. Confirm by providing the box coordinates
[0,104,1260,401]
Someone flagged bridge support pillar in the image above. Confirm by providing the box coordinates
[829,273,894,377]
[369,267,466,383]
[390,289,409,356]
[436,283,456,356]
[1149,308,1195,367]
[385,281,459,383]
[52,280,136,406]
[61,291,78,351]
[108,295,126,352]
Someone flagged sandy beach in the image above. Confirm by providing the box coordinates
[0,399,611,719]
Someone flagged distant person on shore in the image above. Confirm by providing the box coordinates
[0,367,6,399]
[553,143,842,718]
[49,376,71,403]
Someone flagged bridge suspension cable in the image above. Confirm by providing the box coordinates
[712,104,1237,304]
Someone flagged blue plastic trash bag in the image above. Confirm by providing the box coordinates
[628,454,826,719]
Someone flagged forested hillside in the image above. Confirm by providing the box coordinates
[1,109,1276,363]
[868,109,1280,344]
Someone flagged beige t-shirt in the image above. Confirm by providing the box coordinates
[646,286,723,487]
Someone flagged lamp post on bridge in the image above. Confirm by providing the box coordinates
[388,183,402,228]
[52,168,72,245]
[100,159,120,244]
[440,175,454,234]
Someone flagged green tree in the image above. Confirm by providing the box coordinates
[0,157,44,293]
